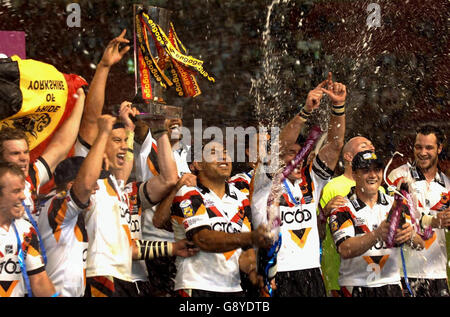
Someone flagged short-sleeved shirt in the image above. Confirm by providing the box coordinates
[171,182,252,293]
[84,172,153,282]
[228,169,254,196]
[0,218,45,297]
[124,181,152,282]
[37,189,89,297]
[319,175,386,291]
[388,164,450,279]
[329,190,402,287]
[24,157,52,222]
[251,156,333,272]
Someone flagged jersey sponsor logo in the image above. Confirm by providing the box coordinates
[354,217,366,227]
[281,208,312,225]
[203,199,215,208]
[212,221,241,233]
[119,201,132,225]
[180,199,194,218]
[129,219,140,233]
[0,258,22,275]
[330,220,339,233]
[184,216,202,229]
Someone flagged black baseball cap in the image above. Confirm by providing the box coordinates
[352,150,384,171]
[54,156,85,187]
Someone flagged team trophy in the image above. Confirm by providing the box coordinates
[132,4,214,122]
[133,4,182,120]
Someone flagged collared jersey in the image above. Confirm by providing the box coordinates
[229,169,254,196]
[388,163,450,279]
[329,190,402,287]
[252,156,333,272]
[37,189,88,297]
[0,218,45,297]
[84,173,152,282]
[134,130,191,182]
[75,137,154,282]
[125,181,153,282]
[171,182,252,293]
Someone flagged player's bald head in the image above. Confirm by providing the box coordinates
[342,136,375,163]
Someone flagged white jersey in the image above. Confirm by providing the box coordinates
[134,130,158,183]
[229,169,254,196]
[251,156,333,272]
[136,131,189,243]
[37,189,89,297]
[329,190,402,287]
[124,182,155,282]
[171,182,252,293]
[24,157,52,223]
[75,135,154,283]
[84,173,152,281]
[0,218,45,297]
[388,164,449,279]
[74,135,90,158]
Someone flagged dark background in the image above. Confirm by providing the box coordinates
[0,0,448,169]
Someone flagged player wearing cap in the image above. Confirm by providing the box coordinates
[318,136,377,296]
[329,150,424,297]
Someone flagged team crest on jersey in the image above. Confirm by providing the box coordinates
[180,199,194,217]
[204,199,215,208]
[355,217,366,226]
[5,245,13,255]
[330,220,339,233]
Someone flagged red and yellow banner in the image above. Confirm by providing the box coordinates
[0,56,87,161]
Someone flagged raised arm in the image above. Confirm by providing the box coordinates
[153,173,197,229]
[144,120,178,204]
[317,73,346,171]
[279,79,327,151]
[79,30,130,146]
[41,88,85,173]
[115,101,139,182]
[71,115,116,204]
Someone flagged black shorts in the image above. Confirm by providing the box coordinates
[274,268,327,297]
[178,289,245,297]
[341,284,403,297]
[85,276,142,297]
[401,277,450,297]
[145,256,178,297]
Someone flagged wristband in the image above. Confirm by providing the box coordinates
[135,240,174,260]
[51,292,60,297]
[331,103,345,116]
[421,214,434,228]
[151,129,168,141]
[298,107,312,121]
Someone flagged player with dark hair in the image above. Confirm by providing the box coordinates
[387,124,450,297]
